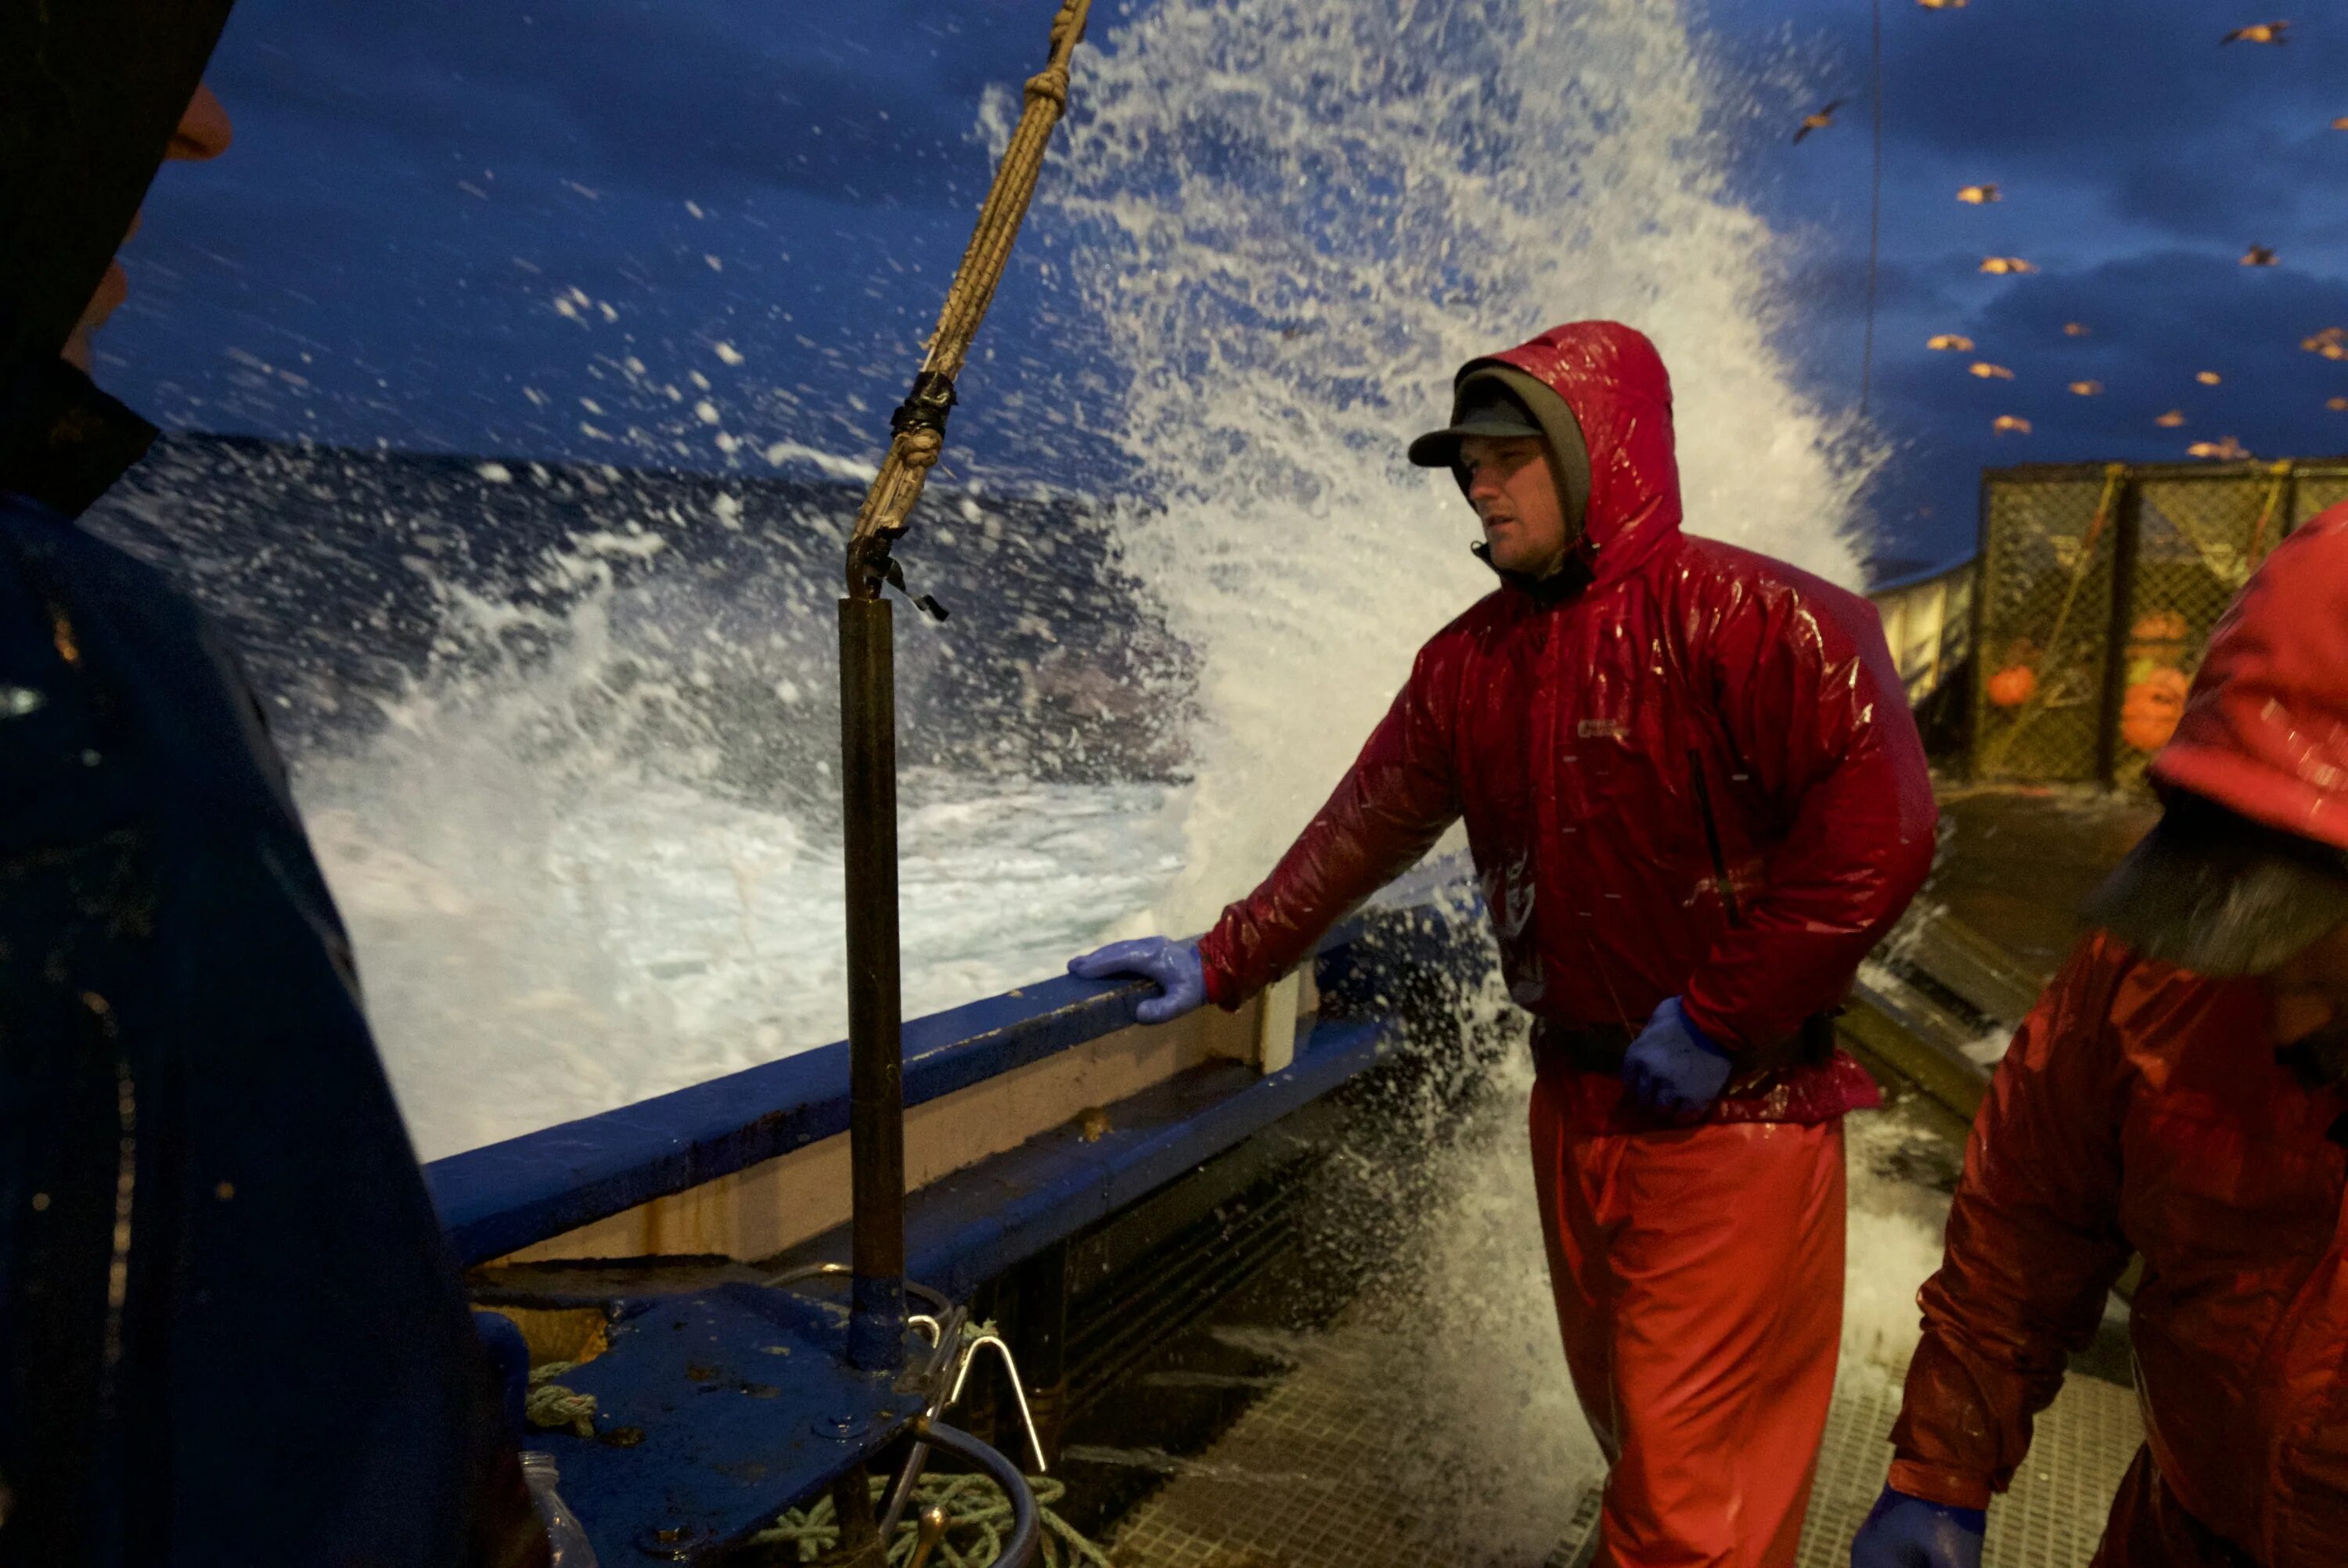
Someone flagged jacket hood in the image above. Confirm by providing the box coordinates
[1465,320,1683,589]
[2152,504,2348,851]
[2,1,231,514]
[2,1,237,376]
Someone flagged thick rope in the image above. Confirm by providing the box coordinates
[845,0,1093,599]
[755,1470,1111,1567]
[525,1361,598,1440]
[2246,459,2292,563]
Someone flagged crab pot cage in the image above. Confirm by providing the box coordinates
[1968,458,2348,789]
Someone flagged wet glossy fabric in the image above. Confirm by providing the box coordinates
[0,491,546,1567]
[2152,505,2348,852]
[2092,1448,2263,1568]
[1889,933,2348,1565]
[1531,1081,1845,1566]
[1197,319,1938,1130]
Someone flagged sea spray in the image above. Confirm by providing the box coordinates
[85,441,1189,1159]
[1042,0,1879,934]
[88,0,1892,1185]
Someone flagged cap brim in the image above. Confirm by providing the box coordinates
[1406,412,1544,469]
[2083,812,2348,976]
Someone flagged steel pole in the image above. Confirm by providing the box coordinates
[840,595,906,1372]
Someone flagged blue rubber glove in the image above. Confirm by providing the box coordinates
[1849,1485,1986,1568]
[1621,996,1735,1116]
[1068,937,1207,1024]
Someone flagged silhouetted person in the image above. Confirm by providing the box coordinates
[0,8,546,1563]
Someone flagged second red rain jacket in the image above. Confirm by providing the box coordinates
[1196,321,1939,1130]
[1889,506,2348,1566]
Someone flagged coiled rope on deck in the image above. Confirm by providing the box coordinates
[525,1361,598,1439]
[756,1471,1110,1567]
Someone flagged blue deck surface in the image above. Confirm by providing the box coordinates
[529,1283,921,1561]
[505,1018,1394,1560]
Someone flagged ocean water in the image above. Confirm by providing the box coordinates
[91,0,1883,1166]
[85,1,1950,1540]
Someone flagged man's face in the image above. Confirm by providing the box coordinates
[60,81,233,374]
[1460,434,1569,578]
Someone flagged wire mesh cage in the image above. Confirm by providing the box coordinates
[1970,459,2348,789]
[1972,467,2124,784]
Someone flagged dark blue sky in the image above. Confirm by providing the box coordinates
[95,0,2348,570]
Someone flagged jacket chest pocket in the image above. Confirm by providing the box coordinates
[1558,711,1730,876]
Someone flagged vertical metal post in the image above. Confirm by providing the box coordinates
[1965,468,1995,782]
[2095,477,2141,790]
[1013,1241,1071,1466]
[840,595,906,1372]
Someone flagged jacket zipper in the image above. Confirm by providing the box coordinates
[1687,748,1742,927]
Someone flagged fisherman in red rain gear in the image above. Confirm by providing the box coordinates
[1852,510,2348,1568]
[1072,320,1939,1566]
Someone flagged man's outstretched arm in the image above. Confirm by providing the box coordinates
[1072,643,1463,1016]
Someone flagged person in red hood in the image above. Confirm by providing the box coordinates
[1073,320,1939,1566]
[1852,509,2348,1568]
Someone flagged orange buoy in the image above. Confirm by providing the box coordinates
[2120,667,2191,751]
[1987,664,2037,708]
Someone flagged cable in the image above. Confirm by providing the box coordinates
[1860,0,1885,420]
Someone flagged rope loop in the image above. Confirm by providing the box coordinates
[1024,65,1071,112]
[524,1361,598,1439]
[895,426,944,470]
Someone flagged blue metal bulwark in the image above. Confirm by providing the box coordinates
[427,857,1483,1565]
[429,974,1164,1268]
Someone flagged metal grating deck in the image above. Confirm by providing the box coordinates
[1104,1343,2143,1567]
[1088,1321,1589,1567]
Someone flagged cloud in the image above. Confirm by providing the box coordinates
[207,0,1047,210]
[1874,0,2348,248]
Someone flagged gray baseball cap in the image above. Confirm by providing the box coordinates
[1406,379,1546,467]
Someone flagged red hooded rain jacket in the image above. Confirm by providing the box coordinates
[1889,505,2348,1565]
[1196,321,1939,1130]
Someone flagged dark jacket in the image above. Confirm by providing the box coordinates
[1197,321,1938,1131]
[0,364,542,1567]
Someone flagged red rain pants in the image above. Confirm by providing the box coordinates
[1529,1078,1846,1568]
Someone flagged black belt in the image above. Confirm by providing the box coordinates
[1531,1012,1839,1076]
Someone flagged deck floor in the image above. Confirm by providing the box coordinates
[1926,785,2158,987]
[1103,1323,2141,1568]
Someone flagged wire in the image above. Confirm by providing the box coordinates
[1860,0,1885,419]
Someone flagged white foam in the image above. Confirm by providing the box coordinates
[308,0,1889,1185]
[1045,0,1877,931]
